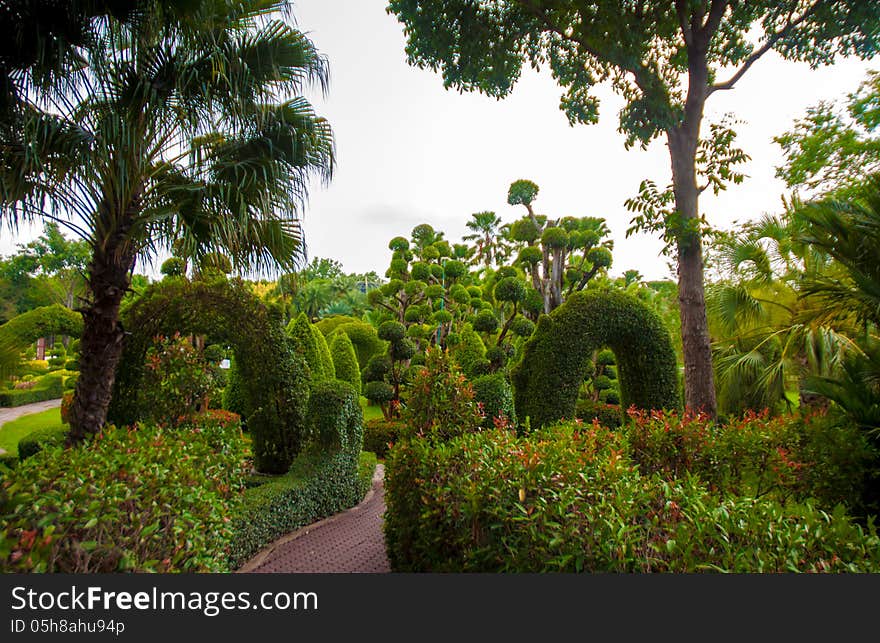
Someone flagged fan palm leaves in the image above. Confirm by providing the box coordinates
[0,0,335,439]
[463,210,504,266]
[707,204,854,416]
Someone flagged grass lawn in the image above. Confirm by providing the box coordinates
[359,397,385,422]
[0,408,64,457]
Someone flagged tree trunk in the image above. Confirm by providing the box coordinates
[668,127,717,417]
[68,219,137,442]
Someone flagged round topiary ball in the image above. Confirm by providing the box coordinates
[364,380,394,403]
[541,226,569,249]
[379,321,406,342]
[472,310,499,334]
[494,277,526,303]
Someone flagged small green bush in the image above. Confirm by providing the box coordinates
[473,373,516,428]
[576,399,622,428]
[403,347,482,442]
[363,418,405,459]
[313,324,336,382]
[17,424,68,461]
[451,326,486,378]
[63,359,79,371]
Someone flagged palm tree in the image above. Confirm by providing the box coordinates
[797,175,880,434]
[463,210,502,267]
[707,207,855,415]
[0,0,334,440]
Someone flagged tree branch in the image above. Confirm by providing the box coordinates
[708,0,823,95]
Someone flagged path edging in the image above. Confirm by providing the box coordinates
[235,463,385,573]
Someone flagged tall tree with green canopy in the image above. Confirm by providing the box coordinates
[775,70,880,197]
[387,0,880,416]
[0,0,335,440]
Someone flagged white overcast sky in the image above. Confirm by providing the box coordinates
[1,1,876,282]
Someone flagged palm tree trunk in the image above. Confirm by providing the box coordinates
[68,216,137,442]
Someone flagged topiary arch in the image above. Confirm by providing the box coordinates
[108,277,310,474]
[0,305,83,375]
[511,290,679,429]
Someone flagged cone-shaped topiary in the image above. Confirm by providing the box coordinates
[287,313,325,386]
[312,324,335,382]
[330,331,361,395]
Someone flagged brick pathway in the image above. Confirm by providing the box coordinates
[238,464,391,573]
[0,398,63,455]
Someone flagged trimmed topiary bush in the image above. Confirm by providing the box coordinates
[228,381,373,569]
[330,331,361,395]
[222,357,250,421]
[363,418,405,458]
[287,313,325,385]
[109,278,309,474]
[451,325,486,378]
[512,290,678,429]
[472,373,516,428]
[313,324,336,382]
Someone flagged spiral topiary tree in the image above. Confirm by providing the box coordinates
[512,290,678,429]
[108,278,309,474]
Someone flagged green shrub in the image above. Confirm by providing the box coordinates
[139,334,216,427]
[512,290,678,429]
[222,358,250,422]
[451,325,486,377]
[62,374,78,391]
[17,424,69,461]
[403,347,482,442]
[337,321,384,370]
[330,332,361,395]
[313,324,336,382]
[1,416,247,572]
[287,313,325,384]
[0,375,63,407]
[385,423,880,572]
[228,382,371,569]
[315,315,360,336]
[576,399,622,428]
[63,358,79,371]
[472,373,516,428]
[363,418,405,459]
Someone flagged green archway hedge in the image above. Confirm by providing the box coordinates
[108,278,309,473]
[0,305,83,375]
[512,290,678,429]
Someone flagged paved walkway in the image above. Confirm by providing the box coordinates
[238,464,391,573]
[0,398,63,455]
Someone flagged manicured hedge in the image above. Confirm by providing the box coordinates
[313,324,336,382]
[336,321,385,370]
[385,418,880,572]
[512,290,678,429]
[0,375,63,407]
[363,418,405,459]
[109,278,309,474]
[228,381,373,569]
[0,416,248,572]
